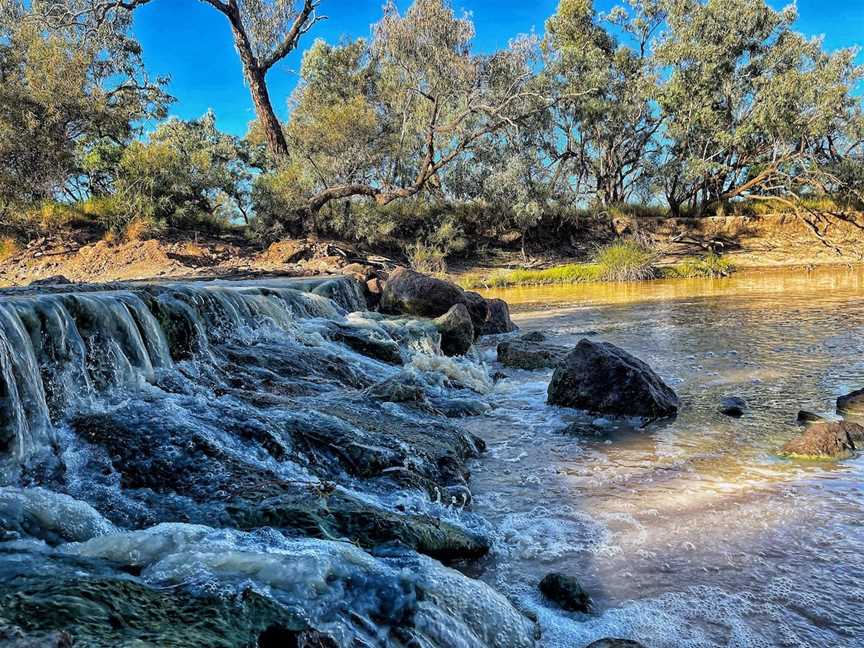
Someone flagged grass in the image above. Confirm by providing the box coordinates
[0,236,19,262]
[459,241,736,289]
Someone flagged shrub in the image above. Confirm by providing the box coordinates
[405,242,448,274]
[592,240,658,281]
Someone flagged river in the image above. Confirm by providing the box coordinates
[470,267,864,647]
[0,268,861,647]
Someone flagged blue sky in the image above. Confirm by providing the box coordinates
[132,0,864,137]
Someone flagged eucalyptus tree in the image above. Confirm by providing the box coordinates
[0,0,168,216]
[655,0,863,215]
[542,0,664,207]
[272,0,550,228]
[29,0,324,163]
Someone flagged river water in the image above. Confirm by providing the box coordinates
[0,268,862,647]
[469,267,864,647]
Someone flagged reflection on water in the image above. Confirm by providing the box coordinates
[470,266,864,647]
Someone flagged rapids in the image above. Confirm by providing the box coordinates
[1,267,863,647]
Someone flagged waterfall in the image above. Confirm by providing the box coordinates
[0,282,350,461]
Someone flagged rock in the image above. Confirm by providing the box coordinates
[365,372,426,403]
[538,573,592,613]
[481,298,518,335]
[547,339,679,422]
[381,267,467,319]
[328,323,403,365]
[340,263,375,280]
[780,421,864,459]
[312,277,367,312]
[434,304,474,356]
[229,489,490,562]
[796,410,826,425]
[837,388,864,417]
[497,335,569,370]
[463,291,491,336]
[28,275,72,287]
[302,255,346,273]
[719,396,747,417]
[584,640,646,648]
[366,277,383,295]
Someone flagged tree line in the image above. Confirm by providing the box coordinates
[1,0,862,258]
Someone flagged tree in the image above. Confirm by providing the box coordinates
[31,0,324,163]
[0,0,168,218]
[656,0,863,215]
[112,111,252,231]
[277,0,548,227]
[542,0,663,208]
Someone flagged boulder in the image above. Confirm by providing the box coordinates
[719,396,747,417]
[547,339,679,422]
[463,291,491,336]
[780,421,864,459]
[538,573,592,613]
[434,304,475,356]
[29,275,72,287]
[481,298,518,335]
[497,334,569,370]
[381,267,466,319]
[796,410,826,425]
[837,388,864,417]
[584,640,646,648]
[340,263,375,281]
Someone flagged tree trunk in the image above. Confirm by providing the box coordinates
[227,19,290,162]
[246,66,289,161]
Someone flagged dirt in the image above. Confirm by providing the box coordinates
[0,230,387,287]
[1,211,862,288]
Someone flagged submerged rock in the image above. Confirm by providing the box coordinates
[381,267,467,319]
[311,276,367,312]
[837,388,864,417]
[547,339,679,422]
[584,640,646,648]
[434,304,475,356]
[228,488,489,562]
[327,322,403,365]
[719,396,747,417]
[497,333,569,370]
[781,421,864,459]
[539,572,592,613]
[482,298,518,335]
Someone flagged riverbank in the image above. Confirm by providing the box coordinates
[1,210,862,289]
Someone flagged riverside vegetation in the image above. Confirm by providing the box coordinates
[0,0,863,273]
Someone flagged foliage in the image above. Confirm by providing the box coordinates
[110,112,251,232]
[663,253,735,278]
[0,1,168,221]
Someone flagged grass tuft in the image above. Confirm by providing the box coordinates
[592,240,658,281]
[663,253,735,279]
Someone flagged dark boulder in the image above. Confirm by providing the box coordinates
[719,396,747,417]
[796,410,826,425]
[780,421,864,459]
[547,339,679,422]
[463,291,491,336]
[28,275,72,287]
[497,334,569,370]
[381,267,466,319]
[434,304,474,356]
[584,640,646,648]
[837,388,864,417]
[481,298,519,335]
[539,573,592,613]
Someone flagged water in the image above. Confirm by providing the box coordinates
[469,267,864,647]
[0,269,862,646]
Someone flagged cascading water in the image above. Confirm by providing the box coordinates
[0,277,535,647]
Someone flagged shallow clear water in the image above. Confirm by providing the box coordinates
[468,267,864,647]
